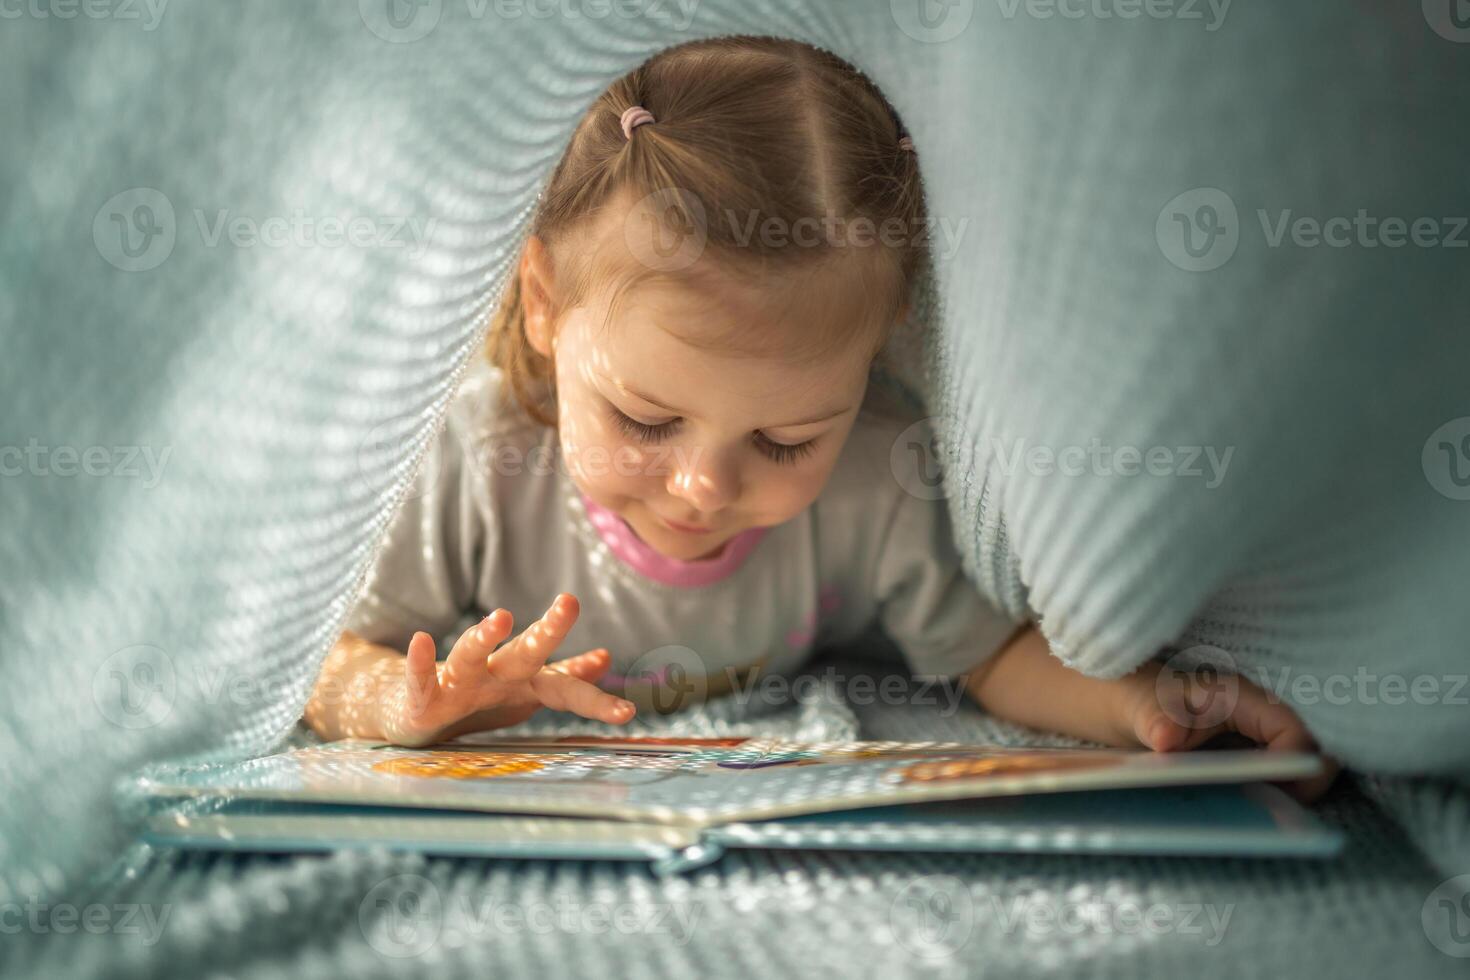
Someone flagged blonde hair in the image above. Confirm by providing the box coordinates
[486,35,928,426]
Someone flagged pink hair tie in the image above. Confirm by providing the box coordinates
[897,135,915,152]
[620,105,656,140]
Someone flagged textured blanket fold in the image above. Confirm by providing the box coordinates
[2,0,1467,910]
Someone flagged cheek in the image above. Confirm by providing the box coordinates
[749,451,843,522]
[554,393,664,497]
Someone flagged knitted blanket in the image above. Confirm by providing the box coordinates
[2,2,1467,973]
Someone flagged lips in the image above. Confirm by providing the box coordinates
[659,515,713,534]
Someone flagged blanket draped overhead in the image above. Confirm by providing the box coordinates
[2,1,1467,899]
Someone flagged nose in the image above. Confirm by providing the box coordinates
[666,442,740,514]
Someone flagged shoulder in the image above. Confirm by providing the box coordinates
[421,361,561,521]
[441,361,551,453]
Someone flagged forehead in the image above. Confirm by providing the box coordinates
[572,277,873,424]
[552,191,890,421]
[558,188,895,363]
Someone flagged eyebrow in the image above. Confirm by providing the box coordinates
[614,381,852,428]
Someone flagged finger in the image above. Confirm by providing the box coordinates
[1139,680,1228,751]
[404,632,439,718]
[546,648,612,682]
[1216,684,1308,751]
[490,593,579,682]
[1278,754,1341,804]
[1136,710,1195,752]
[446,609,514,676]
[530,668,636,725]
[1135,701,1228,752]
[1209,683,1339,801]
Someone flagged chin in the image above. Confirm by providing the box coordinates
[619,510,724,559]
[644,523,731,560]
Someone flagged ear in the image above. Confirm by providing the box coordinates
[520,234,556,359]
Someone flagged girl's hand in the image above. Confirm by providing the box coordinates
[379,593,636,747]
[1121,661,1340,803]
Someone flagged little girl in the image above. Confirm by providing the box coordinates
[305,36,1326,793]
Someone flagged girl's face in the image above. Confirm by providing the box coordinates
[524,239,876,561]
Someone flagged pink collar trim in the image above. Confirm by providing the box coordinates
[579,494,768,588]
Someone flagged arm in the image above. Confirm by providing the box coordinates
[963,625,1338,800]
[963,625,1146,748]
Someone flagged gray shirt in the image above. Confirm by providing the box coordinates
[345,365,1020,714]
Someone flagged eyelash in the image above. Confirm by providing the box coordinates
[606,406,818,466]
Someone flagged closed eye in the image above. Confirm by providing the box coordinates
[607,405,679,443]
[754,433,818,465]
[607,404,818,466]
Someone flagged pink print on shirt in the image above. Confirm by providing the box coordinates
[784,583,843,650]
[579,492,769,589]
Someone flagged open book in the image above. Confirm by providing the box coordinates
[138,736,1342,872]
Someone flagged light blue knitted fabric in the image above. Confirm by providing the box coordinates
[2,2,1468,967]
[10,659,1470,980]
